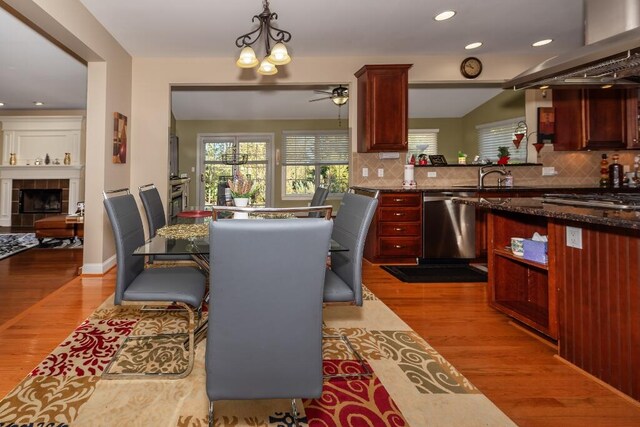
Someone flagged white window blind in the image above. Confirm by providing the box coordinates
[408,129,439,158]
[283,131,349,165]
[476,117,526,162]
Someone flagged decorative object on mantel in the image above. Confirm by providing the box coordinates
[44,153,50,165]
[34,157,42,165]
[235,0,292,76]
[113,112,127,164]
[64,152,71,165]
[9,153,16,165]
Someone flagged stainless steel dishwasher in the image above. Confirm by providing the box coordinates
[422,191,476,260]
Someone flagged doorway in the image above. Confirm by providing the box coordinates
[196,133,274,207]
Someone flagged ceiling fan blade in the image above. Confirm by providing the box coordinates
[314,90,333,95]
[309,96,332,102]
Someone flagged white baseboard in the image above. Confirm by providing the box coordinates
[83,253,116,275]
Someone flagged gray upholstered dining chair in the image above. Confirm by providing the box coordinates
[323,191,378,378]
[103,189,206,379]
[138,183,193,262]
[308,185,330,217]
[205,216,333,426]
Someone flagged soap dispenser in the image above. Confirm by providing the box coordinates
[504,170,513,187]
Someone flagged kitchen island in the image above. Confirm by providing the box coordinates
[457,195,640,402]
[352,184,640,263]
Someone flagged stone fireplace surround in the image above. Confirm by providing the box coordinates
[12,179,69,227]
[0,165,82,227]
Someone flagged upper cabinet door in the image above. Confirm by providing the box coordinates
[355,64,412,152]
[552,88,638,151]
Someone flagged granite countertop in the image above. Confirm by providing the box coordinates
[456,196,640,230]
[351,185,640,194]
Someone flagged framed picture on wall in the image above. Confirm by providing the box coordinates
[113,112,128,164]
[537,107,555,144]
[428,154,448,166]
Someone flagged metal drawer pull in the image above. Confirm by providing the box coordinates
[393,245,404,249]
[394,227,403,231]
[394,213,404,216]
[393,198,404,202]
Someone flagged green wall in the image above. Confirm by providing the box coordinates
[461,90,526,157]
[175,118,347,208]
[409,117,464,161]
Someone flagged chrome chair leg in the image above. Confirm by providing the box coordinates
[103,302,197,380]
[208,401,214,427]
[323,333,372,380]
[291,398,301,427]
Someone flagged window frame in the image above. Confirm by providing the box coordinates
[476,116,527,163]
[281,130,350,200]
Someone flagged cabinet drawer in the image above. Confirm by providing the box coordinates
[378,207,421,222]
[379,193,421,207]
[378,222,421,236]
[378,237,421,257]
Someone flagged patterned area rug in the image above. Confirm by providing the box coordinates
[0,288,516,426]
[0,233,39,260]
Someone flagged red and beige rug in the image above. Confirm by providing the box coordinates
[0,288,515,426]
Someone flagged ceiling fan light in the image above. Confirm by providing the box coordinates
[332,96,348,105]
[236,46,259,68]
[268,42,291,65]
[257,58,278,75]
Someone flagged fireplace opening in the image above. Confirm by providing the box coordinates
[19,189,63,214]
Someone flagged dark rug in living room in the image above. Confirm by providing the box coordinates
[382,264,487,283]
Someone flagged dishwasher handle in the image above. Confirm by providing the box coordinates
[423,195,453,202]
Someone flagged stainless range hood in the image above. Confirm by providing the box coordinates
[504,0,640,89]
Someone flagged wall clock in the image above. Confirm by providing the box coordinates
[460,57,482,79]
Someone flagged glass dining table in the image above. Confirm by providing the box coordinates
[133,218,346,346]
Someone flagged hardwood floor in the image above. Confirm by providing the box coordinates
[1,249,639,425]
[0,247,114,397]
[363,261,640,427]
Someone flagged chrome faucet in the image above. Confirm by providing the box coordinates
[478,165,507,189]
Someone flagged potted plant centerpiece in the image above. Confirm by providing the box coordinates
[228,171,255,207]
[497,146,510,165]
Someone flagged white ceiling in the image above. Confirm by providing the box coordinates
[0,0,585,117]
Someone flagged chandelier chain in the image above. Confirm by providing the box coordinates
[234,0,292,55]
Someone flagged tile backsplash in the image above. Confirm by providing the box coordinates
[351,149,640,188]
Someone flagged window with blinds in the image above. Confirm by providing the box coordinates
[282,131,349,165]
[408,129,439,160]
[476,117,527,162]
[282,130,349,198]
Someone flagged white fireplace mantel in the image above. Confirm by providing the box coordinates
[0,165,84,227]
[0,116,84,227]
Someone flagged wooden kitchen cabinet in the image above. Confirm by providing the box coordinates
[355,64,412,152]
[552,88,639,150]
[364,192,422,263]
[487,211,558,339]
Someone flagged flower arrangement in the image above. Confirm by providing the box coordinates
[228,171,255,199]
[497,146,510,165]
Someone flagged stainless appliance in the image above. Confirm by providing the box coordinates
[422,192,476,260]
[541,193,640,210]
[505,0,640,89]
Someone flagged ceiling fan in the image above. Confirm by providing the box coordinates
[309,85,349,105]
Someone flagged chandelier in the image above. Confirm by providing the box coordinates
[235,0,292,76]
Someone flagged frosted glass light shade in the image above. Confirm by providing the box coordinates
[257,58,278,75]
[236,46,259,68]
[268,42,291,65]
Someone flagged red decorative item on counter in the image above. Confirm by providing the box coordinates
[497,156,509,165]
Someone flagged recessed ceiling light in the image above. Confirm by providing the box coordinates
[434,10,456,21]
[33,101,44,106]
[532,39,553,47]
[0,102,4,107]
[601,84,613,89]
[465,42,483,50]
